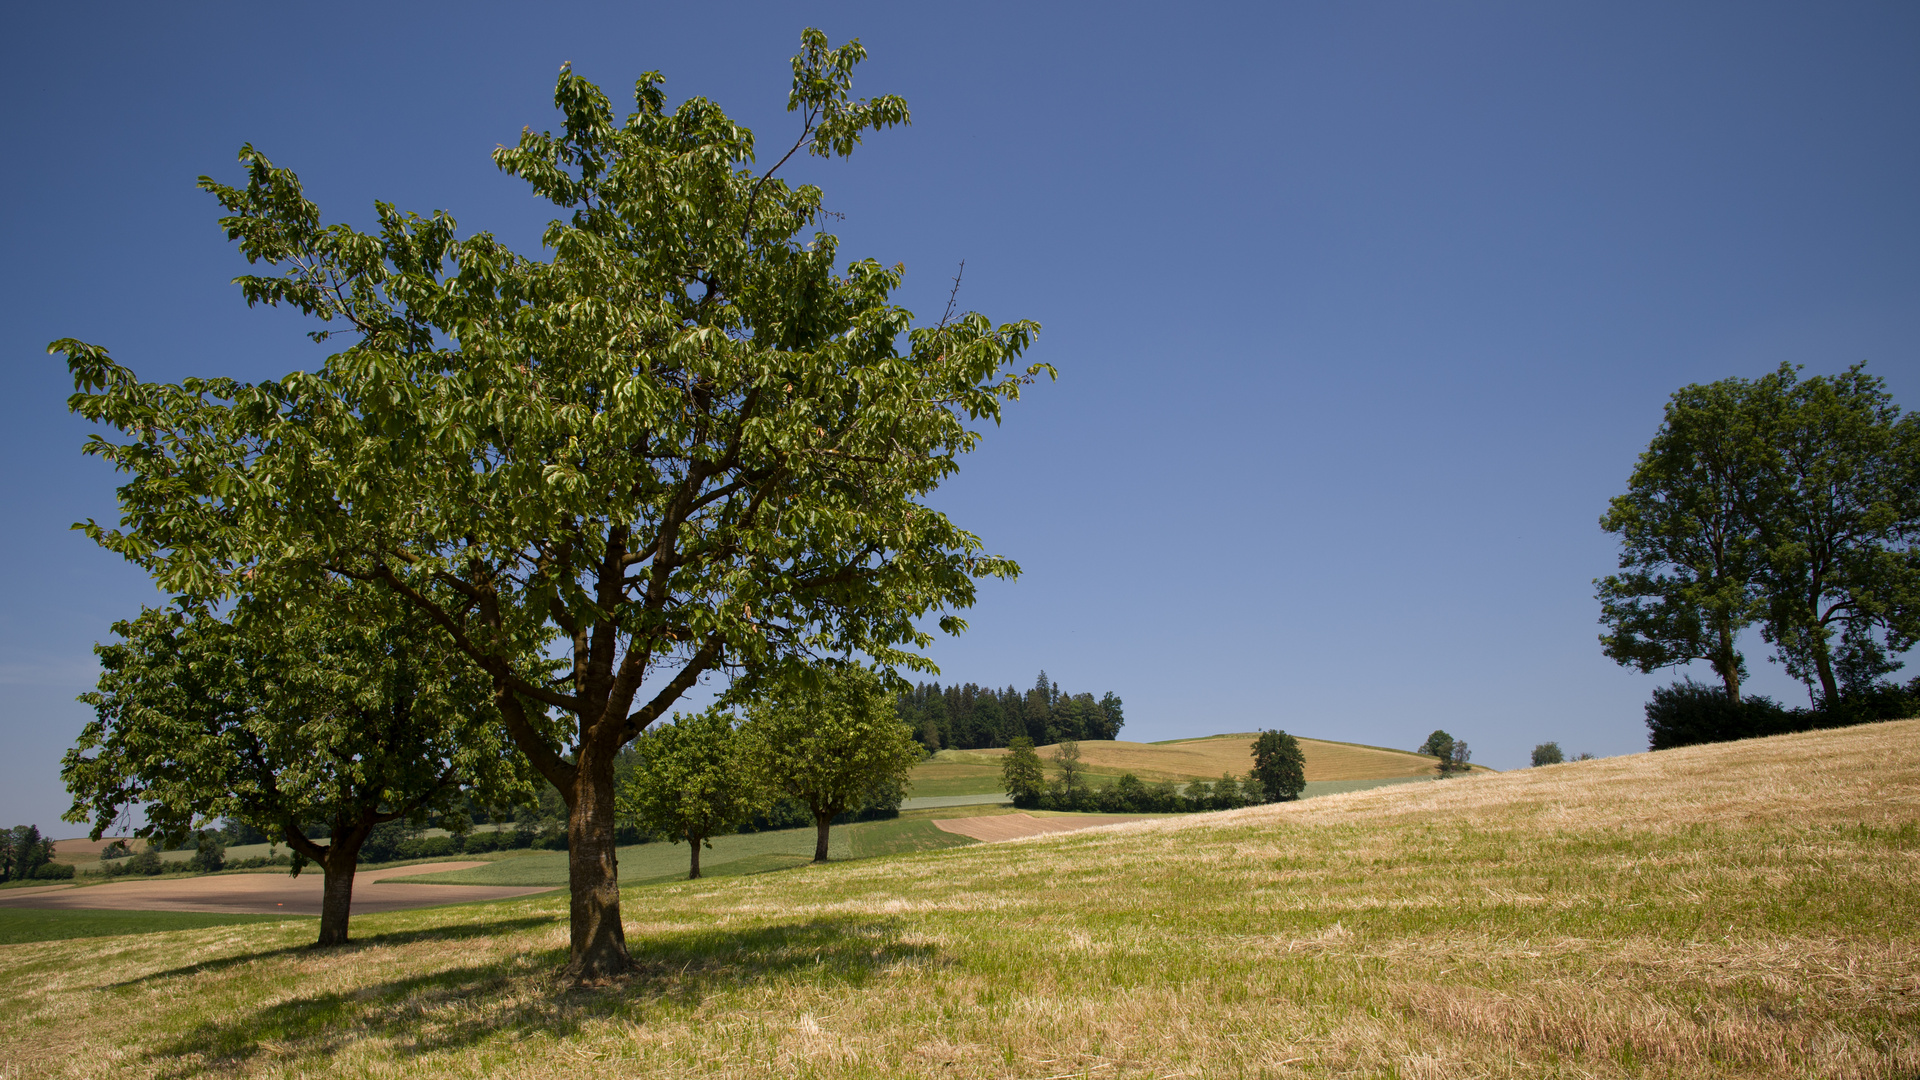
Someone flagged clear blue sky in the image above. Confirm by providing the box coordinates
[4,2,1916,834]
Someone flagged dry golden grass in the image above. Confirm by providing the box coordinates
[2,720,1915,1079]
[955,733,1456,782]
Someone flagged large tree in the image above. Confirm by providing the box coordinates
[745,665,923,863]
[64,587,539,945]
[1741,364,1920,705]
[1601,364,1920,707]
[1598,377,1763,702]
[56,32,1042,979]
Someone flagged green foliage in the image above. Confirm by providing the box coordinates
[1416,730,1470,775]
[1251,729,1307,802]
[0,827,55,883]
[1530,742,1565,767]
[189,831,226,874]
[1646,675,1920,750]
[744,665,923,858]
[1601,363,1920,707]
[896,675,1122,751]
[64,588,536,876]
[1000,736,1046,799]
[1598,378,1762,700]
[1050,739,1086,796]
[617,708,767,877]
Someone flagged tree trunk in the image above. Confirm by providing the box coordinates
[1813,639,1840,707]
[813,812,832,863]
[566,747,630,980]
[315,831,366,947]
[688,837,701,880]
[1712,620,1742,704]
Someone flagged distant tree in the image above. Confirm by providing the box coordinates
[1250,729,1307,802]
[1001,737,1046,800]
[0,826,55,883]
[1530,742,1565,767]
[1213,773,1243,807]
[617,708,766,879]
[1050,739,1087,796]
[1417,730,1455,764]
[746,666,923,863]
[189,831,226,874]
[1446,741,1472,774]
[1095,692,1126,740]
[63,588,541,946]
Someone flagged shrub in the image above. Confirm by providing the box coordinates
[125,850,164,876]
[33,862,76,880]
[1646,680,1796,749]
[1531,742,1564,766]
[397,835,454,860]
[461,830,504,853]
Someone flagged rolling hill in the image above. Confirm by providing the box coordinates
[909,731,1482,797]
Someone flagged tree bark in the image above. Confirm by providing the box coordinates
[813,812,832,863]
[688,837,702,880]
[317,853,357,946]
[1813,638,1840,706]
[565,747,630,980]
[1712,619,1742,704]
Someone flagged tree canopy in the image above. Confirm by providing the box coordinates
[1250,729,1306,801]
[63,587,538,945]
[1599,364,1920,707]
[745,665,923,864]
[616,707,764,879]
[54,30,1042,979]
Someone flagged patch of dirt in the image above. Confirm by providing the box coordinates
[931,813,1149,843]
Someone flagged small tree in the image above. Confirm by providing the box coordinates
[746,666,922,863]
[1001,736,1046,800]
[64,588,542,946]
[189,831,226,874]
[1417,730,1455,770]
[1250,729,1307,802]
[1530,742,1565,767]
[617,708,766,879]
[1446,741,1472,774]
[1051,739,1086,796]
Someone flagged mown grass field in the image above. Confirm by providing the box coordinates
[3,720,1915,1079]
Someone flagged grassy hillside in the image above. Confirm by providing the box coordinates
[910,732,1469,797]
[3,720,1915,1079]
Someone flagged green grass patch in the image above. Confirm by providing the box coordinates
[0,908,300,945]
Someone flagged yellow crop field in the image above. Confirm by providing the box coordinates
[938,732,1471,782]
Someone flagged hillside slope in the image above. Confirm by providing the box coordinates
[3,720,1914,1079]
[913,731,1477,797]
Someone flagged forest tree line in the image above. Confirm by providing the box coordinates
[896,670,1124,751]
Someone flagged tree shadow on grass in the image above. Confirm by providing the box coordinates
[108,915,562,987]
[145,915,937,1077]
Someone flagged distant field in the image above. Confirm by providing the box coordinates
[910,732,1466,796]
[396,814,982,887]
[0,908,294,945]
[6,720,1914,1079]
